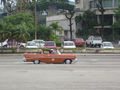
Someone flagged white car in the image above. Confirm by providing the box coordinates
[26,41,38,48]
[62,41,76,48]
[101,42,114,49]
[86,36,102,47]
[32,39,45,48]
[0,42,1,47]
[118,41,120,46]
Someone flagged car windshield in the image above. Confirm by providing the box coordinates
[93,37,102,40]
[45,42,55,46]
[27,42,36,46]
[76,39,84,42]
[103,43,113,47]
[50,50,61,55]
[64,43,74,46]
[34,41,44,43]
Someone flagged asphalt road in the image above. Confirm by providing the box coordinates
[0,54,120,90]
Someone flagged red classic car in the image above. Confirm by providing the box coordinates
[74,38,85,46]
[23,50,77,64]
[44,41,56,48]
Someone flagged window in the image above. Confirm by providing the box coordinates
[90,1,95,8]
[91,0,114,8]
[114,0,119,8]
[103,0,112,8]
[76,0,80,4]
[64,43,74,46]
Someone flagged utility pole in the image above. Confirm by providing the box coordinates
[34,0,37,40]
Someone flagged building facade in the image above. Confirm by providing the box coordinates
[75,0,119,40]
[46,15,76,41]
[46,0,119,41]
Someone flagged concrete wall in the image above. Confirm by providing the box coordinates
[46,14,76,41]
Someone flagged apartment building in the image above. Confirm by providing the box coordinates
[46,0,76,41]
[46,0,119,40]
[46,14,76,41]
[76,0,119,39]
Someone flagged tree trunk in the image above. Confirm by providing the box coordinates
[69,18,73,41]
[101,12,104,39]
[64,11,74,41]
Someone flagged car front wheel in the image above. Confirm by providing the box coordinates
[64,59,72,64]
[33,60,40,64]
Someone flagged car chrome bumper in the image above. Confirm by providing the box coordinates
[72,58,78,63]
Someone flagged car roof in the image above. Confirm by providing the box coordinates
[45,41,55,42]
[75,38,83,39]
[27,41,35,43]
[64,41,74,43]
[32,39,44,41]
[103,42,112,43]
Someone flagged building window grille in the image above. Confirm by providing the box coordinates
[114,0,119,8]
[103,0,112,8]
[90,1,95,8]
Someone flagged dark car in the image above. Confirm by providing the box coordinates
[74,38,85,46]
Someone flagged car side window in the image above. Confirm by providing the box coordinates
[88,37,91,40]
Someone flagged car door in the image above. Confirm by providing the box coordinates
[86,37,91,44]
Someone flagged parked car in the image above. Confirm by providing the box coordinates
[18,43,26,48]
[101,42,114,49]
[23,49,78,64]
[74,38,85,46]
[1,39,26,48]
[86,36,102,47]
[0,42,1,47]
[26,41,38,48]
[62,41,76,48]
[44,41,56,48]
[32,39,45,48]
[118,41,120,46]
[3,39,18,48]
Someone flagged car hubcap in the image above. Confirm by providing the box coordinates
[65,60,71,64]
[34,60,39,64]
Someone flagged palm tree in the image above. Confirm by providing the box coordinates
[13,23,30,42]
[50,22,62,35]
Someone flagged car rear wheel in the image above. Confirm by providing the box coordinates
[33,60,40,64]
[20,45,24,48]
[64,59,72,64]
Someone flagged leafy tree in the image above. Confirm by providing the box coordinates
[3,13,34,42]
[37,24,61,43]
[0,21,6,42]
[112,0,120,40]
[16,0,32,13]
[49,22,62,35]
[35,0,75,40]
[1,0,17,15]
[56,0,75,40]
[75,10,97,39]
